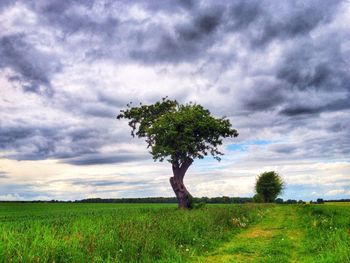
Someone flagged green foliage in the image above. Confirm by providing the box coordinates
[192,202,207,209]
[75,196,253,204]
[275,198,284,204]
[255,171,284,203]
[0,203,263,262]
[117,98,238,164]
[298,204,350,262]
[253,193,263,203]
[317,198,324,204]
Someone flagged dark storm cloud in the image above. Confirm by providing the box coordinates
[0,34,60,95]
[277,40,350,116]
[262,129,350,161]
[36,1,119,38]
[71,179,148,187]
[81,105,117,118]
[277,41,349,92]
[0,125,54,160]
[53,88,127,120]
[96,92,127,108]
[0,0,13,11]
[279,106,322,116]
[278,93,350,116]
[177,11,222,41]
[0,125,34,147]
[0,0,119,83]
[0,113,147,165]
[214,0,341,48]
[241,80,286,111]
[225,1,262,31]
[327,122,347,133]
[129,0,342,64]
[247,0,341,47]
[1,0,349,168]
[0,124,106,161]
[138,0,196,12]
[270,144,297,154]
[306,135,350,157]
[229,3,348,117]
[7,0,343,67]
[278,95,350,116]
[130,6,224,63]
[64,153,149,166]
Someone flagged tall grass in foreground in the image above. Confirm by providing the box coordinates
[298,204,350,262]
[0,203,265,262]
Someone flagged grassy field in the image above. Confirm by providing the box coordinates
[197,204,350,263]
[0,203,349,262]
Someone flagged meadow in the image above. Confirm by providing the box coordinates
[0,202,349,262]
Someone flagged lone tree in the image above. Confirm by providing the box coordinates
[117,98,238,209]
[255,171,284,203]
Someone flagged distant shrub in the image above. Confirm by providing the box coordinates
[188,195,206,209]
[253,194,263,203]
[193,202,206,209]
[255,171,284,203]
[317,198,324,204]
[275,198,284,204]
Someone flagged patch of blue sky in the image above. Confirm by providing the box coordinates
[226,139,275,152]
[281,183,350,201]
[195,156,221,168]
[193,153,245,173]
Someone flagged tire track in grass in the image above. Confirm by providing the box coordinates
[195,206,303,263]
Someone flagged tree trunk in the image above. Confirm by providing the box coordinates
[169,160,192,209]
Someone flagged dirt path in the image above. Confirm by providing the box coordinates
[195,206,303,263]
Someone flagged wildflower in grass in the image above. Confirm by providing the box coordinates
[186,248,189,252]
[232,217,247,228]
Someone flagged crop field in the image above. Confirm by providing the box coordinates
[0,203,349,263]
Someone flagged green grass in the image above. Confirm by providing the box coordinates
[324,201,350,206]
[0,203,264,262]
[195,204,350,263]
[0,203,349,262]
[297,204,350,262]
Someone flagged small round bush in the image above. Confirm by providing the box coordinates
[255,171,284,203]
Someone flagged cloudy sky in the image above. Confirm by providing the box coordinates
[1,0,349,201]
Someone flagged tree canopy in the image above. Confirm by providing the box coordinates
[255,171,284,203]
[117,98,238,166]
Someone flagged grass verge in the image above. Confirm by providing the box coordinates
[0,203,265,262]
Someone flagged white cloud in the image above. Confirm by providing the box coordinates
[0,193,23,201]
[325,189,346,196]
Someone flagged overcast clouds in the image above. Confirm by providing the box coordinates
[1,0,349,201]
